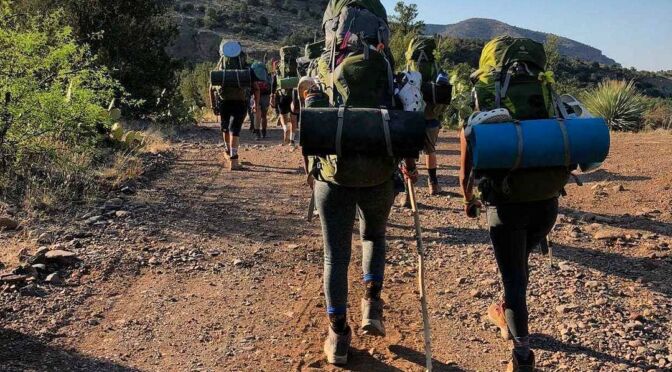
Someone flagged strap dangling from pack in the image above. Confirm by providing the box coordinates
[335,106,345,156]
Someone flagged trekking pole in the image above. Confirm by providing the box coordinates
[406,179,433,372]
[306,191,315,222]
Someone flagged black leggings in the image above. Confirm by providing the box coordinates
[487,198,559,338]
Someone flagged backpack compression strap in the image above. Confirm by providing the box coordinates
[380,108,394,157]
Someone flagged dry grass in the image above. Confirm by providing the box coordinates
[98,151,144,190]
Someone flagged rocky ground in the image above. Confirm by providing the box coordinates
[1,124,671,372]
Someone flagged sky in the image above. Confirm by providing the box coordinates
[380,0,672,71]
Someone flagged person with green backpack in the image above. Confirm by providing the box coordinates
[308,0,418,365]
[272,45,301,146]
[251,61,273,140]
[460,36,570,372]
[405,35,449,196]
[209,41,251,171]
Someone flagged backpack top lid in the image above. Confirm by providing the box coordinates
[220,40,242,58]
[322,0,388,26]
[405,36,437,64]
[473,36,547,81]
[280,45,301,60]
[251,62,269,81]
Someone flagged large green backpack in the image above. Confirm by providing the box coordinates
[471,36,555,120]
[311,0,397,187]
[279,46,300,79]
[472,36,570,204]
[319,0,394,108]
[217,43,248,102]
[405,35,447,120]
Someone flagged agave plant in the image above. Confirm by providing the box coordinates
[582,80,648,131]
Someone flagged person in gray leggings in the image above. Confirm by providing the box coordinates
[312,160,417,365]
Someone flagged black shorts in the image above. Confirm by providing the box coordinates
[276,93,293,115]
[219,100,247,136]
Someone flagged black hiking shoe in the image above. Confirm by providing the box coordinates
[361,298,385,337]
[506,350,535,372]
[324,326,351,365]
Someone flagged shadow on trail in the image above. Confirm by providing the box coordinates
[0,329,138,372]
[553,243,672,298]
[577,169,652,183]
[532,333,655,370]
[388,345,465,371]
[388,223,491,246]
[561,207,672,238]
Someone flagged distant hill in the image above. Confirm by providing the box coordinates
[170,0,327,63]
[426,18,617,66]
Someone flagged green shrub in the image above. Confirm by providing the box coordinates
[643,99,672,130]
[0,7,120,207]
[581,80,649,132]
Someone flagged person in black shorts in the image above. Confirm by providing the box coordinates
[271,65,299,146]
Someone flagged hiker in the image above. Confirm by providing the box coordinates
[460,37,571,371]
[209,40,250,171]
[307,0,419,365]
[251,61,273,140]
[272,46,301,146]
[405,36,450,196]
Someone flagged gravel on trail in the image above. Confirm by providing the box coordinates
[1,125,671,371]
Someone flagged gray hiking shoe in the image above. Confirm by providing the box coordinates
[323,326,351,365]
[361,298,385,337]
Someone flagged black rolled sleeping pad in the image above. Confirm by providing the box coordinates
[300,107,426,158]
[421,82,452,105]
[210,69,252,88]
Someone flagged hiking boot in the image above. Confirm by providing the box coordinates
[255,131,262,141]
[229,156,243,171]
[361,298,385,337]
[396,192,410,209]
[506,350,535,372]
[323,326,351,365]
[261,130,267,139]
[428,182,441,196]
[488,302,512,340]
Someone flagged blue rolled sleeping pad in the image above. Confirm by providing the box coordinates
[467,118,610,170]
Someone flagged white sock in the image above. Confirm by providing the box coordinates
[289,133,296,142]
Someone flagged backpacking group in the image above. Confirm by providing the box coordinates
[208,0,610,370]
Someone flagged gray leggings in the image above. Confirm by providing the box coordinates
[315,180,395,316]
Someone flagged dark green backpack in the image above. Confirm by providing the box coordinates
[313,0,397,187]
[217,48,248,101]
[472,37,570,204]
[279,46,300,79]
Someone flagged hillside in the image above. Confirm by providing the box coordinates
[426,18,617,65]
[170,0,327,63]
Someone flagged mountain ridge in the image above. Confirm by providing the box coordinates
[426,18,617,66]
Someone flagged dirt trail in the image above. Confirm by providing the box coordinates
[1,124,671,372]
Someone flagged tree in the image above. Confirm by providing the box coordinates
[391,1,424,35]
[545,34,561,72]
[12,0,180,116]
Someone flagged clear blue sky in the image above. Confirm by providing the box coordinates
[380,0,672,71]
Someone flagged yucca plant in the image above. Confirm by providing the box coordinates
[581,80,648,131]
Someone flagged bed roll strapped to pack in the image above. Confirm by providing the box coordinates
[210,69,252,88]
[466,117,611,171]
[300,107,425,158]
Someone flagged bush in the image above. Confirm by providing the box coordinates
[581,80,649,132]
[0,8,121,207]
[643,99,672,130]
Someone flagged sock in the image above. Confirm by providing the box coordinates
[364,281,383,301]
[513,336,531,360]
[328,314,348,334]
[289,133,296,142]
[230,147,238,158]
[428,168,438,184]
